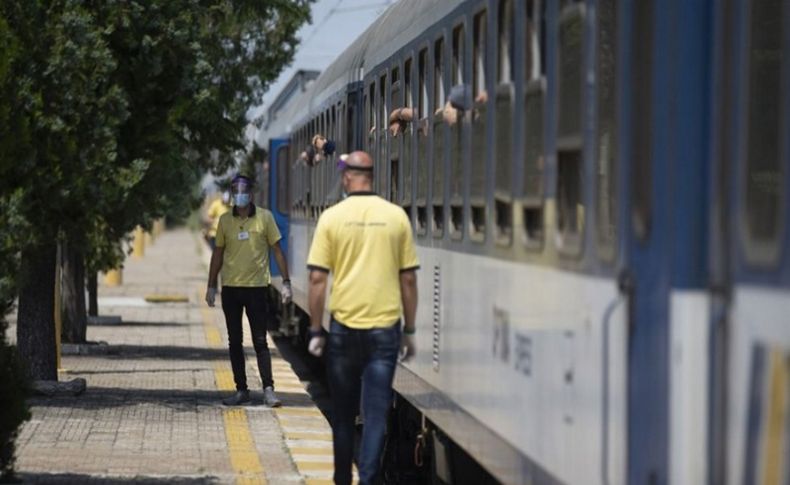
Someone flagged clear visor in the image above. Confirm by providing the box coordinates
[231,181,251,194]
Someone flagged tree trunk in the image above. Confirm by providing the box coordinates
[17,243,57,381]
[87,272,98,317]
[61,242,87,343]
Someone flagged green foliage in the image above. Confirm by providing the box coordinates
[0,0,312,271]
[0,0,312,472]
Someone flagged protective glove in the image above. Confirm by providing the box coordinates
[205,287,217,307]
[281,280,292,305]
[308,334,326,357]
[399,332,416,362]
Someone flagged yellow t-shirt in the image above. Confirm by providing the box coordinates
[206,198,230,238]
[306,193,419,329]
[216,206,281,287]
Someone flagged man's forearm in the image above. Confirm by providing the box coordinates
[207,249,223,287]
[400,272,417,330]
[308,274,327,331]
[272,244,290,281]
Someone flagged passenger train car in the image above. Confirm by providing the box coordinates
[257,0,790,483]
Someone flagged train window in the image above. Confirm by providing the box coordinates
[470,10,488,242]
[390,66,401,203]
[526,0,546,80]
[346,100,355,153]
[596,0,618,260]
[743,0,785,265]
[473,11,486,99]
[277,144,290,214]
[450,24,465,239]
[367,83,375,153]
[379,73,388,194]
[434,39,446,111]
[495,0,515,246]
[521,0,546,249]
[558,4,584,139]
[497,0,514,84]
[402,57,414,223]
[631,0,653,241]
[433,36,446,238]
[556,1,586,253]
[417,48,429,235]
[419,49,429,119]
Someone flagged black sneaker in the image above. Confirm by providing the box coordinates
[222,390,251,406]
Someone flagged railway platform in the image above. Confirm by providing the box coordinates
[7,228,347,484]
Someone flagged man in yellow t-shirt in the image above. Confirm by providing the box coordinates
[205,174,292,407]
[306,151,419,485]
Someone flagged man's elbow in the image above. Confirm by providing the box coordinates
[309,270,327,287]
[400,270,417,288]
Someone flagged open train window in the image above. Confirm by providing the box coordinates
[390,66,401,203]
[402,57,414,224]
[433,36,446,238]
[596,0,618,261]
[450,24,465,239]
[379,73,388,194]
[366,83,375,154]
[556,1,586,255]
[495,0,515,246]
[522,0,546,249]
[631,0,653,242]
[417,47,429,236]
[742,0,785,266]
[345,100,354,153]
[470,10,488,242]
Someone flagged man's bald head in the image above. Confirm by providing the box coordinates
[345,151,373,171]
[342,151,374,192]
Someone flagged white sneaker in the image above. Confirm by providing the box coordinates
[263,386,282,407]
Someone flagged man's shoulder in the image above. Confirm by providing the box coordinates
[217,211,232,223]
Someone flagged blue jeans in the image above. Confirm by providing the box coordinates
[327,319,400,485]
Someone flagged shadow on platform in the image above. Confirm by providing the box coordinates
[13,472,220,483]
[28,386,316,411]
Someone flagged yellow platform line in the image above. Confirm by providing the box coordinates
[760,349,788,485]
[201,298,266,484]
[224,408,266,484]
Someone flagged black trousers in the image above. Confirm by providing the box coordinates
[220,286,274,390]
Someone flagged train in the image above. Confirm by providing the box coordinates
[255,1,790,484]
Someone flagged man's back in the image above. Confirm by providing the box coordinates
[307,193,418,328]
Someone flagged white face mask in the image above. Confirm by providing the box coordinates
[234,193,251,207]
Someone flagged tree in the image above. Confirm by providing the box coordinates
[0,0,312,374]
[1,0,129,374]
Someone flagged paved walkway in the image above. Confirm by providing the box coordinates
[8,228,344,484]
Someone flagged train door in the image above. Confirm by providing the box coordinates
[709,1,790,484]
[268,138,290,278]
[620,0,672,483]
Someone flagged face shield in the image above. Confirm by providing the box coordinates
[230,176,252,207]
